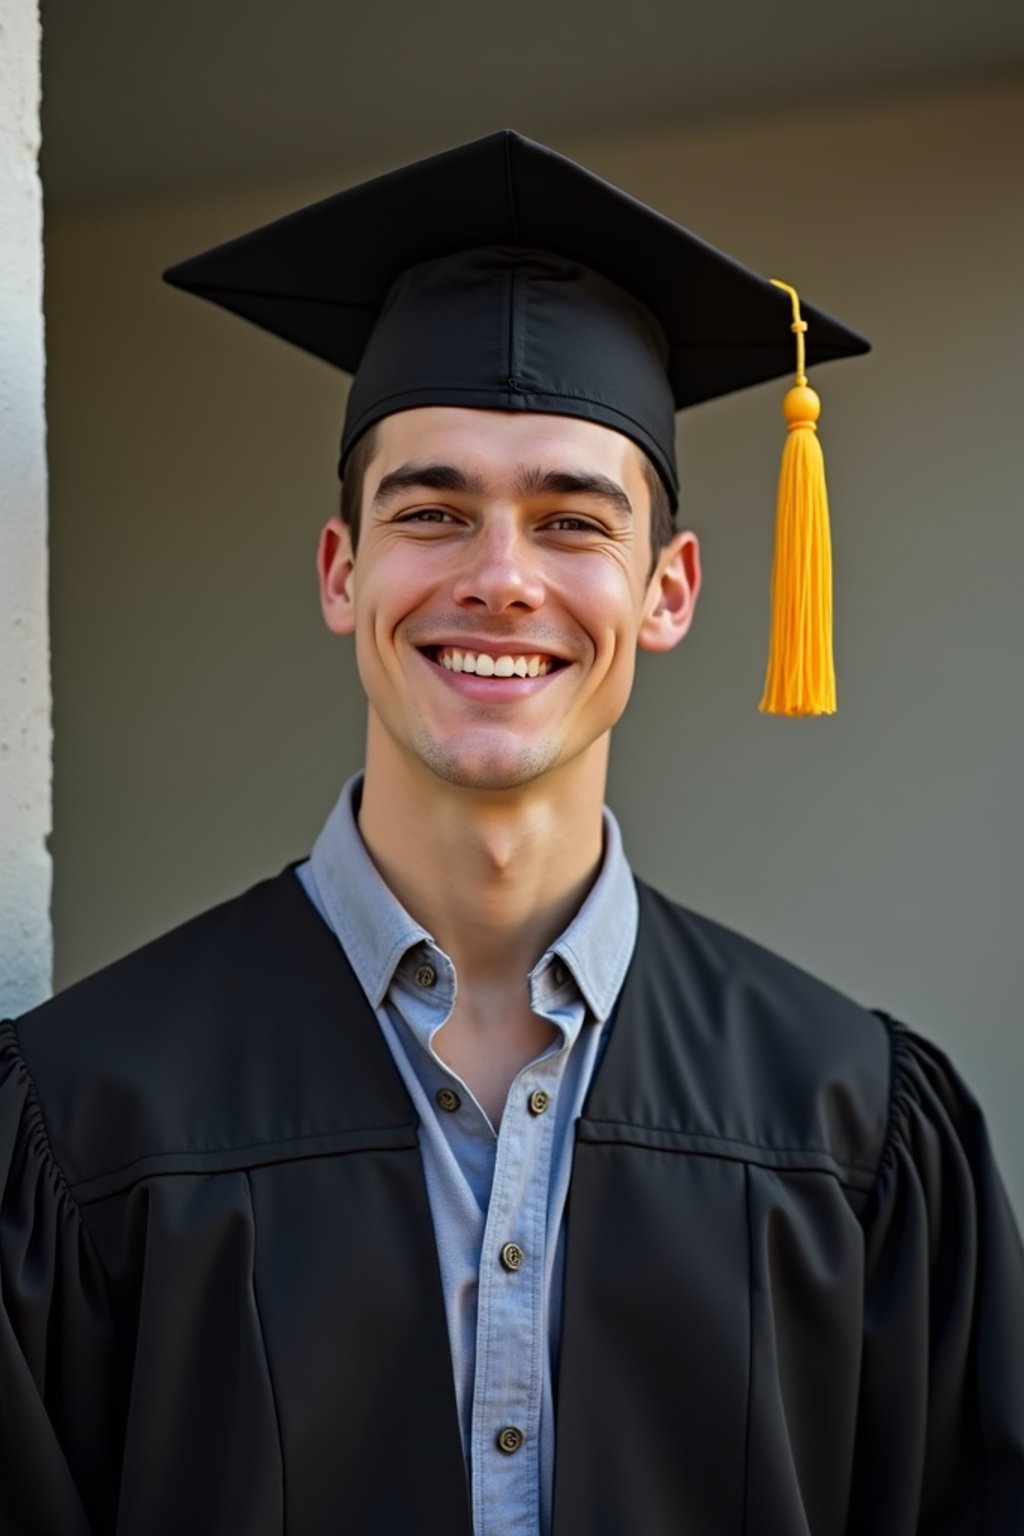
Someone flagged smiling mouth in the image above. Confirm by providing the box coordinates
[424,646,565,678]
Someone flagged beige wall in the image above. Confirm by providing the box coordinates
[45,80,1024,1209]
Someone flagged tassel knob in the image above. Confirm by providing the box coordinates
[759,282,836,717]
[783,383,821,429]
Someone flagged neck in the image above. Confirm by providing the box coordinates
[358,727,608,987]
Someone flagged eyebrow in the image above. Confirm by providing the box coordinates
[371,461,633,518]
[372,462,487,510]
[514,467,633,518]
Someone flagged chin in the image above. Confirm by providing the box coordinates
[409,726,564,791]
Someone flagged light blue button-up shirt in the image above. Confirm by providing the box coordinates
[296,775,638,1536]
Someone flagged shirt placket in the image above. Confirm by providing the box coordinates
[471,1041,564,1536]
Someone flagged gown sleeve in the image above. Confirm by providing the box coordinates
[0,1020,114,1536]
[849,1015,1024,1534]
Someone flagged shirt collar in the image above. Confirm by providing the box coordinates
[307,773,637,1024]
[308,775,430,1009]
[528,804,637,1024]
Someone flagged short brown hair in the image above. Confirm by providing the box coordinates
[340,421,675,571]
[641,453,676,567]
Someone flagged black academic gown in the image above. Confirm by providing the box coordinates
[1,871,1022,1536]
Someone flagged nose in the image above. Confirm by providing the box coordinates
[451,517,545,614]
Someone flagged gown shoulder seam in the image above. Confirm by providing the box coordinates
[867,1008,913,1186]
[577,1115,877,1187]
[1,1018,91,1221]
[68,1122,422,1205]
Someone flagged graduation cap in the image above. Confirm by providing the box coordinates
[164,130,870,715]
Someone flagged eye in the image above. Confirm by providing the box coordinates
[397,507,459,524]
[544,515,600,533]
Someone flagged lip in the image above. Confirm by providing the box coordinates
[415,636,574,663]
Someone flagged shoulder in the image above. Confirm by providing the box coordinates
[11,867,412,1200]
[636,877,887,1047]
[602,880,897,1190]
[16,866,305,1061]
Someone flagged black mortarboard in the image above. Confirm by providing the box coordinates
[163,130,868,505]
[164,131,871,715]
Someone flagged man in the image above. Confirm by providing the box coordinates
[2,132,1022,1535]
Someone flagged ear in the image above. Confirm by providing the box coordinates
[638,529,701,653]
[317,516,357,636]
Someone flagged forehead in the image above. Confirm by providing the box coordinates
[370,406,647,492]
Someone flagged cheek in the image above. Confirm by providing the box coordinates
[348,550,448,704]
[355,549,439,634]
[599,647,638,712]
[560,558,645,657]
[575,640,637,745]
[347,569,406,695]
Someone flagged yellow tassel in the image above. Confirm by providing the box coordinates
[759,280,836,717]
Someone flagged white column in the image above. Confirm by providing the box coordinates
[0,0,51,1015]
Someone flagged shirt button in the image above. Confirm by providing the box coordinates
[415,963,437,988]
[496,1426,524,1455]
[500,1241,524,1272]
[553,960,569,986]
[527,1089,550,1116]
[436,1087,461,1113]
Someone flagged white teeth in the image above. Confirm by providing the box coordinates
[434,647,557,677]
